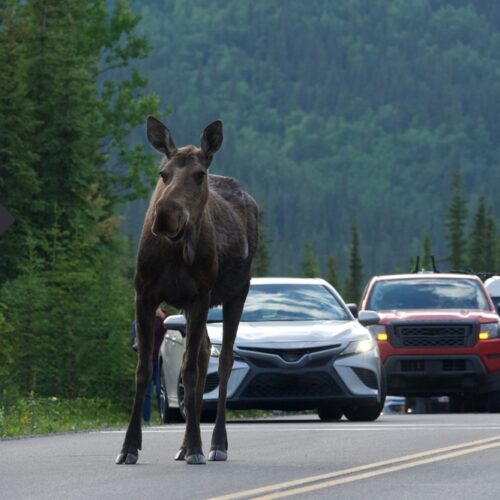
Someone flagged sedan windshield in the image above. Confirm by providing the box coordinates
[207,283,350,322]
[367,278,490,311]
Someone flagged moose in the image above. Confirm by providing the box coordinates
[116,116,258,465]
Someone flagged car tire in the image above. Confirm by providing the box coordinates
[201,409,217,423]
[317,405,343,421]
[344,369,386,422]
[160,367,181,423]
[448,396,464,413]
[450,395,487,413]
[487,390,500,413]
[177,376,186,422]
[344,399,384,422]
[177,378,217,422]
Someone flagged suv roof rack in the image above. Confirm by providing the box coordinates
[412,256,440,274]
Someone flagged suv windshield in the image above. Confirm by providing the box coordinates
[207,283,349,322]
[367,278,490,311]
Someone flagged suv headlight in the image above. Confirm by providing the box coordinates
[367,324,389,342]
[479,323,500,340]
[341,337,375,356]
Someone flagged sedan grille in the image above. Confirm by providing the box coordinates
[204,373,219,393]
[352,367,378,389]
[240,372,341,399]
[238,345,340,362]
[394,324,472,348]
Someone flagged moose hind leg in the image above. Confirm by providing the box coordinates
[116,299,155,465]
[209,289,248,461]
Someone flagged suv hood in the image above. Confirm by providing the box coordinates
[207,320,365,348]
[377,310,499,324]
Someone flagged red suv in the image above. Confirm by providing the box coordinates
[359,273,500,412]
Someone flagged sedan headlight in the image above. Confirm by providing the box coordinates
[341,337,375,356]
[479,323,500,340]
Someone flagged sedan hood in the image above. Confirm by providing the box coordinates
[377,310,499,324]
[207,320,365,348]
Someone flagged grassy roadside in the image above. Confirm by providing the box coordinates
[0,397,274,438]
[0,396,130,438]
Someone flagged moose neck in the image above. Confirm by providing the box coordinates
[180,204,216,267]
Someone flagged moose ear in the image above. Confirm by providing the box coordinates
[147,116,177,158]
[200,120,223,158]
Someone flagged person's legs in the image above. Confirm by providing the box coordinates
[152,360,161,415]
[143,380,152,422]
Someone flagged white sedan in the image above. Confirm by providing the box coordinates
[159,277,385,422]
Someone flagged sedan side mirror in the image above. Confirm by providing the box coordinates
[358,310,381,327]
[164,314,187,337]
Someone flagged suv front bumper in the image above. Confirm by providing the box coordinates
[384,354,500,396]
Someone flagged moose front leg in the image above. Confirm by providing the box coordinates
[177,296,210,465]
[116,296,156,465]
[209,287,248,461]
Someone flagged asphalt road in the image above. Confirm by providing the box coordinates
[2,413,500,500]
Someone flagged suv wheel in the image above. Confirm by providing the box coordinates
[487,390,500,413]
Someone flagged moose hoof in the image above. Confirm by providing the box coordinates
[186,453,206,465]
[174,448,186,461]
[115,452,138,465]
[208,449,227,461]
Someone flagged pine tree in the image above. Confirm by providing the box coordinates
[469,197,488,271]
[0,3,39,280]
[25,0,100,241]
[485,207,497,271]
[445,172,467,270]
[252,207,271,277]
[301,243,320,277]
[326,254,340,292]
[344,223,363,303]
[0,0,160,282]
[0,0,157,401]
[421,233,432,270]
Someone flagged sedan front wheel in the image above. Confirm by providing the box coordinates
[317,405,343,421]
[160,368,181,423]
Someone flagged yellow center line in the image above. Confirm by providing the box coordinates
[207,435,500,500]
[254,440,500,499]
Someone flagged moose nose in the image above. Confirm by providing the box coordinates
[153,200,186,239]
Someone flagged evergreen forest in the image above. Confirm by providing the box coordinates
[1,0,500,416]
[124,0,500,279]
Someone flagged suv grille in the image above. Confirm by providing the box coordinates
[394,324,472,348]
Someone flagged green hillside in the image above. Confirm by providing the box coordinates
[123,0,500,279]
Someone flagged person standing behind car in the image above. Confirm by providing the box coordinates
[131,305,169,423]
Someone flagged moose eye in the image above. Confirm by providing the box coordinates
[159,171,170,183]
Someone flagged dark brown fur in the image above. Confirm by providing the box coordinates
[116,117,258,465]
